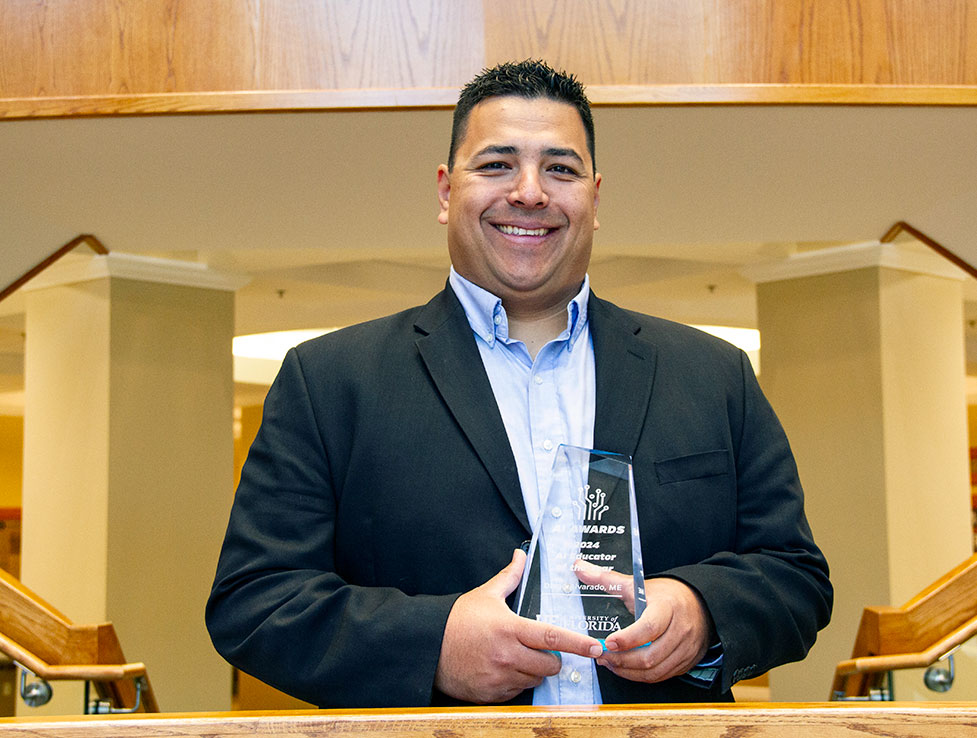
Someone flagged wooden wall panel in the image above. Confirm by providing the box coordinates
[251,1,484,90]
[764,0,977,84]
[0,0,484,97]
[484,1,712,84]
[482,0,977,85]
[0,0,257,95]
[1,0,976,111]
[162,1,260,93]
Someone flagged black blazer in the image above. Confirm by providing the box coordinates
[206,287,832,707]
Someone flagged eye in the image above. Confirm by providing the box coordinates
[477,161,510,171]
[549,164,581,176]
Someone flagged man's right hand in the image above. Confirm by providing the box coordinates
[434,548,604,704]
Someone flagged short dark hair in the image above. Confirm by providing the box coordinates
[447,59,595,173]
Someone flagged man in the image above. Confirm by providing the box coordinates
[206,59,832,708]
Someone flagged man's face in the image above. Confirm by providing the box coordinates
[437,96,601,317]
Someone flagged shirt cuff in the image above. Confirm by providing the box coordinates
[680,640,724,687]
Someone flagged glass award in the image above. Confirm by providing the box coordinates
[515,445,646,647]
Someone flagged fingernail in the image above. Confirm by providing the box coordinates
[589,644,603,658]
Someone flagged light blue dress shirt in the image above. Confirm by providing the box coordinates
[448,269,722,704]
[449,268,600,704]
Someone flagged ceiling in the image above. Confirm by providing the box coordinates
[2,105,976,411]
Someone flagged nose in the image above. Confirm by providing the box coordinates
[507,168,549,209]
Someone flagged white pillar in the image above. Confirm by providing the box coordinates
[747,240,973,701]
[21,253,244,715]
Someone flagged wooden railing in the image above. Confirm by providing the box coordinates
[0,568,158,713]
[881,221,977,280]
[832,553,977,699]
[0,703,975,737]
[0,234,108,304]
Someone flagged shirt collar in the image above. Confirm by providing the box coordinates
[448,267,590,350]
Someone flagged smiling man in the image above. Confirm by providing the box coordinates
[437,94,600,339]
[207,59,832,708]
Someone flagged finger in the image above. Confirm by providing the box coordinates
[470,669,547,705]
[606,577,711,656]
[488,675,547,705]
[600,631,673,670]
[516,647,564,679]
[487,663,551,696]
[573,559,634,612]
[517,618,603,659]
[603,604,669,652]
[481,548,527,599]
[599,659,677,684]
[598,640,695,684]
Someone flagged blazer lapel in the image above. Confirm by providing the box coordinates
[414,288,531,532]
[589,295,658,460]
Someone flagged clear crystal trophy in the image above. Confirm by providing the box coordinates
[515,445,646,647]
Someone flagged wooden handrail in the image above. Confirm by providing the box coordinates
[0,632,150,681]
[0,568,158,712]
[831,553,977,698]
[834,614,977,678]
[0,234,108,303]
[881,221,977,280]
[1,704,976,737]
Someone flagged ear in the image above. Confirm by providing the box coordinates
[437,165,451,225]
[593,172,602,231]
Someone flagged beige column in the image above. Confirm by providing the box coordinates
[747,240,973,701]
[20,253,244,715]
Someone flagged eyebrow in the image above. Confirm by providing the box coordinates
[543,147,586,165]
[472,144,586,166]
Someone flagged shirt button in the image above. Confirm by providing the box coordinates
[542,439,554,451]
[562,583,573,594]
[569,669,582,684]
[534,375,544,385]
[494,314,503,325]
[551,506,562,518]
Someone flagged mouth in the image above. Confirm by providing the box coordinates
[493,224,554,237]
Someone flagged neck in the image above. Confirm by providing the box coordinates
[507,303,568,360]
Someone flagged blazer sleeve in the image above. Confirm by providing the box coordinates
[205,347,459,708]
[658,350,833,693]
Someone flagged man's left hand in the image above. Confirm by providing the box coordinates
[574,561,712,684]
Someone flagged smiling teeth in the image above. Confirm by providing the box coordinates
[496,224,549,237]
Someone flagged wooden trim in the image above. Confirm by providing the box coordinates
[0,234,108,303]
[0,89,460,119]
[2,84,977,120]
[881,222,977,280]
[588,84,977,107]
[0,704,975,737]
